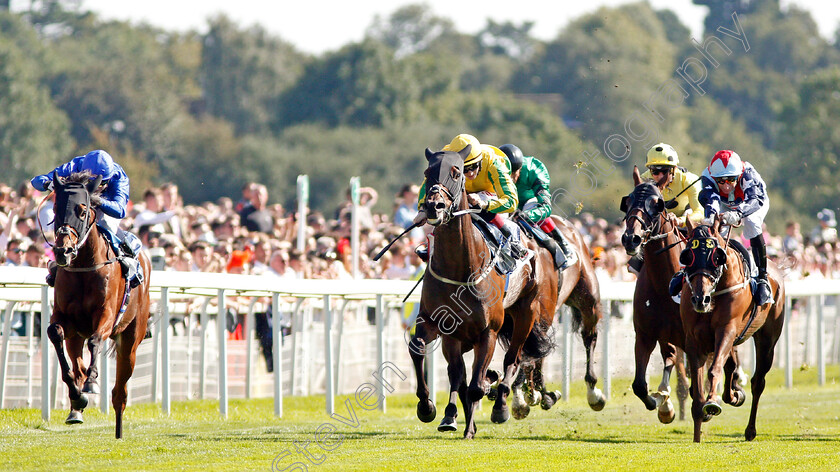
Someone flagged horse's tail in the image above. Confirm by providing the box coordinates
[497,315,555,360]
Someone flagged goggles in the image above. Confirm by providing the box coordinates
[715,176,738,185]
[648,165,672,176]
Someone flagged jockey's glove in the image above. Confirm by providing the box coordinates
[721,211,741,226]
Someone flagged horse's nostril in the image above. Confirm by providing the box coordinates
[703,295,711,305]
[632,235,641,246]
[435,202,445,210]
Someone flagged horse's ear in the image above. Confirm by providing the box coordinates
[685,215,695,233]
[619,195,629,213]
[51,171,62,190]
[713,214,723,234]
[425,147,434,161]
[679,248,694,266]
[712,247,726,267]
[632,165,642,186]
[458,144,472,162]
[87,175,102,194]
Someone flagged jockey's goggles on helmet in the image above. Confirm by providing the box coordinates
[715,176,737,185]
[464,162,481,173]
[648,165,673,176]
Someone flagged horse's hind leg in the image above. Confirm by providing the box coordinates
[570,303,606,411]
[510,362,531,420]
[83,334,104,394]
[113,326,142,439]
[47,324,88,424]
[533,358,560,410]
[722,351,746,407]
[745,330,779,441]
[653,342,678,424]
[675,348,690,421]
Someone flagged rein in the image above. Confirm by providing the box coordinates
[425,232,499,287]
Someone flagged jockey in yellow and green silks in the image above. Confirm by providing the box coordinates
[414,134,527,259]
[498,144,578,271]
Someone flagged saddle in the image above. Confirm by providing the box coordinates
[469,214,523,275]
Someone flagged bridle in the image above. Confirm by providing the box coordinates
[682,225,747,299]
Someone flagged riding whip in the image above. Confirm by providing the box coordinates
[373,221,420,261]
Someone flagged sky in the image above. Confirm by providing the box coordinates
[14,0,840,54]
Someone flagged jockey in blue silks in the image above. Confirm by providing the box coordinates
[31,150,144,288]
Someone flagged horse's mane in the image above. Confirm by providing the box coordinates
[65,171,105,197]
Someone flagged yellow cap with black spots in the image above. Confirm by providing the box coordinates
[646,143,679,167]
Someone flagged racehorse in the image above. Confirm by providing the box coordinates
[509,214,606,419]
[680,217,784,442]
[46,171,151,438]
[408,146,556,438]
[620,166,690,423]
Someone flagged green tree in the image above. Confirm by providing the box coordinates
[0,31,72,185]
[201,15,307,135]
[776,67,840,220]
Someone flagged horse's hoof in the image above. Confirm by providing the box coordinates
[745,426,756,441]
[82,381,99,395]
[588,388,606,411]
[417,400,436,423]
[658,400,676,424]
[437,417,457,432]
[540,391,560,410]
[485,369,500,383]
[70,393,89,412]
[512,403,530,420]
[490,406,510,424]
[702,401,722,418]
[65,410,84,425]
[731,390,746,407]
[487,385,497,402]
[526,390,542,406]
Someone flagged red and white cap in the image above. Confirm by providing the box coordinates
[708,150,743,179]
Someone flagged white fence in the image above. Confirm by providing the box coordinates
[1,266,839,420]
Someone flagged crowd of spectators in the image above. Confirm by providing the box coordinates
[0,177,837,288]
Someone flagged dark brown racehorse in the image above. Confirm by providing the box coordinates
[46,171,151,438]
[509,214,606,419]
[408,146,555,438]
[621,166,690,423]
[680,217,784,442]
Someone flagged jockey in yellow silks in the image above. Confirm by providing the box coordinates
[414,133,527,259]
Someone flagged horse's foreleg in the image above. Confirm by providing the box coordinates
[632,331,658,411]
[492,316,530,425]
[685,343,708,443]
[575,306,606,411]
[533,358,560,410]
[47,324,88,424]
[703,330,736,418]
[464,328,497,439]
[408,318,437,424]
[438,339,464,432]
[83,333,104,394]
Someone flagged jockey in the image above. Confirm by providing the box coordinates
[31,150,144,289]
[414,134,527,260]
[628,143,704,275]
[498,143,577,271]
[669,149,772,305]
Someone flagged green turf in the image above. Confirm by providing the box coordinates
[1,367,839,471]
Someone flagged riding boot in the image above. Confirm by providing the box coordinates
[669,270,685,297]
[540,237,566,271]
[498,221,527,259]
[45,261,57,287]
[549,228,578,269]
[750,236,772,305]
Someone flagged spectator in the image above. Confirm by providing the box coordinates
[810,208,838,247]
[239,184,274,234]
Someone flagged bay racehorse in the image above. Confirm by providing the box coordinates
[509,213,605,419]
[680,216,784,442]
[46,171,151,438]
[620,166,690,423]
[408,146,555,438]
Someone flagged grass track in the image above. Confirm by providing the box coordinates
[1,367,839,471]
